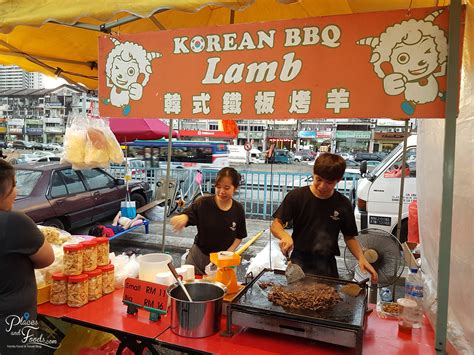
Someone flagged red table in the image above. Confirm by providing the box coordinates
[39,293,442,355]
[38,290,169,354]
[155,306,437,355]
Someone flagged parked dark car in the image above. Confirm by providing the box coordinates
[293,150,314,162]
[12,140,34,149]
[353,152,383,162]
[36,156,61,162]
[13,162,153,231]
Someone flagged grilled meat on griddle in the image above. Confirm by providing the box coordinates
[268,283,341,311]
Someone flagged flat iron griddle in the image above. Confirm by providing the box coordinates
[226,269,368,354]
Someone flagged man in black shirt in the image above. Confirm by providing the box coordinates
[271,153,378,282]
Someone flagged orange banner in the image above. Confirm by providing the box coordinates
[98,7,459,120]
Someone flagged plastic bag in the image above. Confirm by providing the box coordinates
[114,254,139,289]
[37,225,71,245]
[120,200,136,218]
[144,205,165,221]
[84,119,110,168]
[78,339,134,355]
[55,325,115,355]
[181,249,190,267]
[246,238,287,277]
[103,122,124,164]
[62,114,124,169]
[62,115,87,167]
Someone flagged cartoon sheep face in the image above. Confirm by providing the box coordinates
[389,35,439,83]
[104,38,162,116]
[110,56,141,91]
[357,10,448,115]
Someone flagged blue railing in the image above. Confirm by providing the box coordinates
[107,167,358,220]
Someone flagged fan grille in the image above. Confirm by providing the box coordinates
[344,228,405,287]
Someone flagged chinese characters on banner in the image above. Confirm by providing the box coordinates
[98,7,460,120]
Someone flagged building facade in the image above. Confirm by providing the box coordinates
[0,65,45,90]
[0,84,96,144]
[170,118,415,154]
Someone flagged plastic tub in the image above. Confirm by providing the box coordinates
[137,253,173,282]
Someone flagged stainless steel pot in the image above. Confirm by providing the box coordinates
[167,280,227,338]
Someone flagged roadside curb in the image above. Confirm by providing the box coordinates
[109,231,266,257]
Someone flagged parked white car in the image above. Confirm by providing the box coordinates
[228,145,264,164]
[338,152,354,160]
[111,158,146,179]
[354,135,417,243]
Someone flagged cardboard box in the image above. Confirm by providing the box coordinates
[37,285,51,305]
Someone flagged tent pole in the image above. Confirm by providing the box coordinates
[395,120,409,241]
[161,119,174,252]
[435,0,462,353]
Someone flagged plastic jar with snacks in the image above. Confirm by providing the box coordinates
[80,240,97,272]
[67,274,89,307]
[63,244,84,276]
[100,264,115,295]
[50,272,67,305]
[96,237,109,266]
[85,269,103,301]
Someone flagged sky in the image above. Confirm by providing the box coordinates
[43,75,67,89]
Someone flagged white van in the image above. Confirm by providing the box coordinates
[354,135,417,243]
[228,145,264,164]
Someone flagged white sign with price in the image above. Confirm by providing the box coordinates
[244,143,252,151]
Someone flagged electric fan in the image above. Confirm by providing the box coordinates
[344,228,405,303]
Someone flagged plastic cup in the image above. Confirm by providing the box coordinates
[181,264,195,281]
[175,267,188,280]
[397,298,417,335]
[155,271,175,286]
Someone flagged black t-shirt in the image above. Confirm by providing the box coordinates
[0,211,44,319]
[183,195,247,255]
[273,186,358,257]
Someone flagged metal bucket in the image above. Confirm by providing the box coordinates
[167,280,226,338]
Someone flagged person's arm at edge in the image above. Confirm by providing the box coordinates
[270,218,293,256]
[227,238,241,252]
[29,239,54,269]
[344,236,379,283]
[170,214,189,231]
[112,211,121,225]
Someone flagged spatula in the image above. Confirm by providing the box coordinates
[285,251,305,284]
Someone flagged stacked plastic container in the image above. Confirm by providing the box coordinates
[50,237,113,308]
[404,268,424,328]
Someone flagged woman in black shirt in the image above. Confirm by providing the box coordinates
[170,167,247,275]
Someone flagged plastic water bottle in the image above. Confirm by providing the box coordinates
[380,287,393,302]
[181,249,190,267]
[405,268,423,328]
